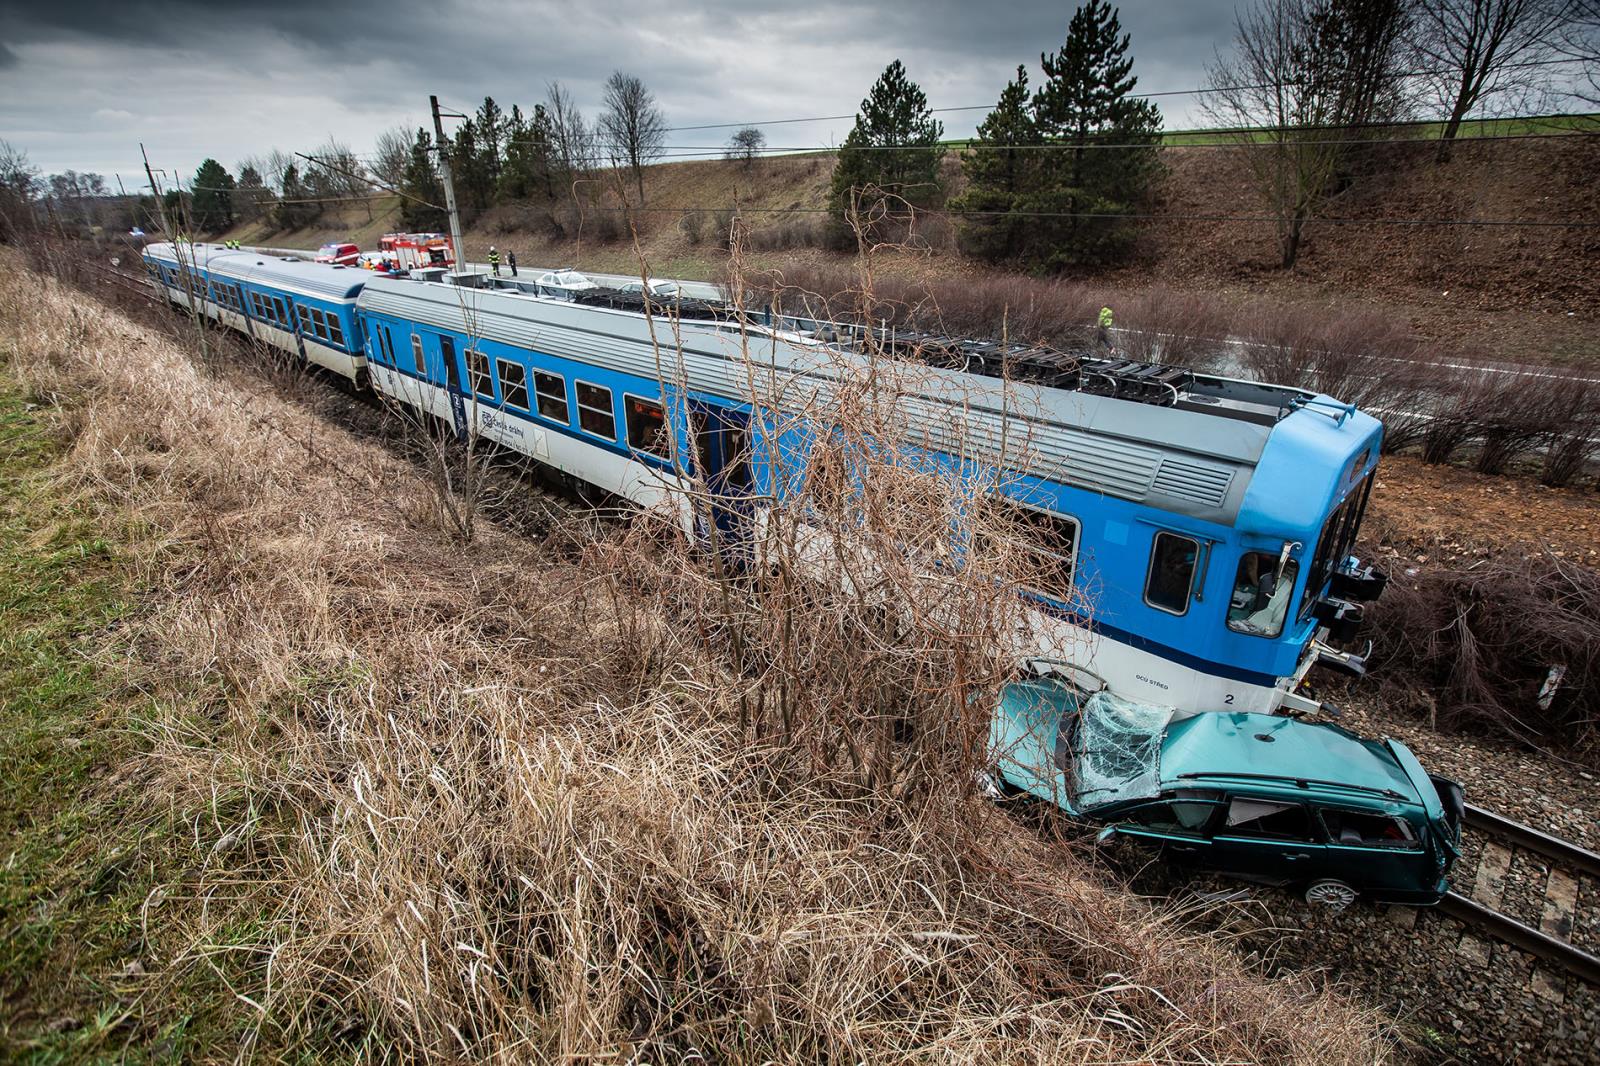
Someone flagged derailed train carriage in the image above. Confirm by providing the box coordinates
[142,242,1462,905]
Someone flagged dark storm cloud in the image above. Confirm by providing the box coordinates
[0,0,1239,179]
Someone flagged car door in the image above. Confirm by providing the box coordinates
[1312,806,1433,897]
[1204,796,1326,886]
[1106,794,1227,865]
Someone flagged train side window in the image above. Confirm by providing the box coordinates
[625,396,669,458]
[410,334,425,376]
[575,381,616,439]
[534,371,569,423]
[298,306,314,333]
[465,348,494,399]
[1227,552,1298,638]
[326,314,345,347]
[986,500,1079,599]
[1144,532,1199,615]
[311,308,328,337]
[497,360,529,409]
[273,297,288,325]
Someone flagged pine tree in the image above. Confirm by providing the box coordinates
[1027,0,1163,268]
[828,59,945,234]
[400,129,447,230]
[952,67,1040,262]
[190,158,236,232]
[274,163,320,230]
[476,96,505,187]
[450,118,493,215]
[499,104,557,201]
[235,164,267,223]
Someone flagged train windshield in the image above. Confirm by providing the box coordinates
[1300,470,1375,619]
[1227,552,1298,638]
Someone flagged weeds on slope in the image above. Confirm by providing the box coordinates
[0,251,1391,1062]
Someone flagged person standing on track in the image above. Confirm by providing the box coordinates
[487,246,501,276]
[507,249,517,277]
[1097,306,1115,352]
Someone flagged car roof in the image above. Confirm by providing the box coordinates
[1158,711,1421,808]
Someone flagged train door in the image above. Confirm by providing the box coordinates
[439,334,467,442]
[281,296,309,365]
[689,404,754,561]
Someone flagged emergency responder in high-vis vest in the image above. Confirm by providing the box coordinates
[487,246,501,276]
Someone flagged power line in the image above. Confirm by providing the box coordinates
[452,201,1600,228]
[663,56,1593,132]
[511,113,1599,158]
[641,128,1598,158]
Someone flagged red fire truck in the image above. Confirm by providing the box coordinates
[378,233,455,270]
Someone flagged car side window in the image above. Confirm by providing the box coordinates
[1220,798,1314,841]
[1319,808,1421,850]
[1121,793,1221,836]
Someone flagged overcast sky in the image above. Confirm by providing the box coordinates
[1,0,1243,187]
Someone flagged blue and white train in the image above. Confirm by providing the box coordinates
[143,241,1388,717]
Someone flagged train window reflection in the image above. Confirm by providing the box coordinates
[1227,552,1297,638]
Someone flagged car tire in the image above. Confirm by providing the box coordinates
[1304,878,1358,912]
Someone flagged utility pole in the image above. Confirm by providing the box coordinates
[430,95,469,273]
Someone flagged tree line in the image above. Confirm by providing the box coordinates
[4,0,1595,270]
[827,0,1598,270]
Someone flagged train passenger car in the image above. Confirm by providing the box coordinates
[353,271,1387,718]
[141,242,370,383]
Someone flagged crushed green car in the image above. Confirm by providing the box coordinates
[989,673,1464,910]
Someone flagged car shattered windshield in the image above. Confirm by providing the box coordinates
[1070,690,1175,812]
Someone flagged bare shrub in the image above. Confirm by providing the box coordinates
[1471,371,1566,476]
[1115,286,1235,370]
[1238,306,1439,451]
[1541,377,1600,487]
[1367,556,1600,760]
[678,208,706,245]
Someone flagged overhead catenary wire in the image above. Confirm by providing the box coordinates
[508,118,1600,158]
[662,56,1594,132]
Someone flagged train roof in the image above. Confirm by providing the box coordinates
[358,275,1382,529]
[143,242,368,301]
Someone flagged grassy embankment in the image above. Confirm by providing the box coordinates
[0,257,1394,1062]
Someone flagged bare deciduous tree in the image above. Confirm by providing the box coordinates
[372,125,415,189]
[725,126,766,168]
[1204,0,1412,268]
[1557,0,1600,105]
[598,71,667,202]
[545,81,595,185]
[1411,0,1570,161]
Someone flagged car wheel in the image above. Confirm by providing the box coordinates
[1304,878,1358,912]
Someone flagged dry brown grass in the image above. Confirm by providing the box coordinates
[0,256,1393,1063]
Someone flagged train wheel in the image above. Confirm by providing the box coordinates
[1304,879,1358,912]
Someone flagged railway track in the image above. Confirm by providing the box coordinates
[1439,804,1600,988]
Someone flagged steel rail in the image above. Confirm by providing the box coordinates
[1464,804,1600,880]
[1438,892,1600,986]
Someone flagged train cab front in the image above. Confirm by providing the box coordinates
[1239,398,1387,711]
